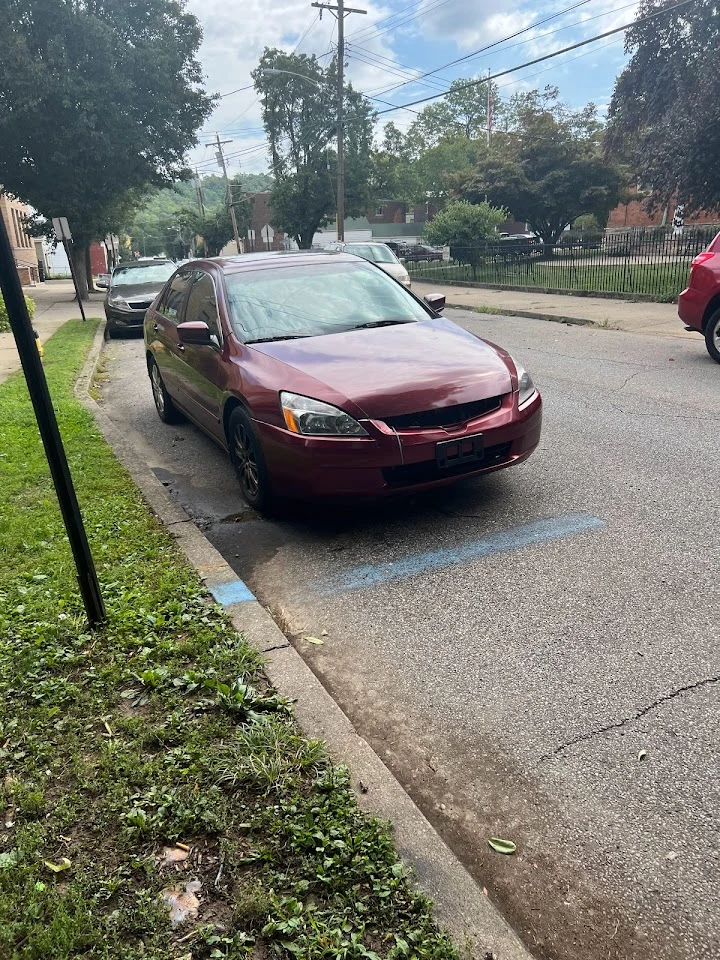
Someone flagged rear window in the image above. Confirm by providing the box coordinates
[226,261,427,342]
[112,263,175,286]
[346,244,398,264]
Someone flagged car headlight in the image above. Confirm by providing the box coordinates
[280,391,368,436]
[108,294,132,311]
[512,359,537,406]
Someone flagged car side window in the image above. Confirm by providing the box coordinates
[185,271,221,345]
[158,271,193,323]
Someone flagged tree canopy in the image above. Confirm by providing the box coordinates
[452,96,626,244]
[0,0,214,293]
[424,200,508,248]
[252,48,375,248]
[606,0,720,215]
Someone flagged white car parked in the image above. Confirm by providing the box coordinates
[325,241,411,288]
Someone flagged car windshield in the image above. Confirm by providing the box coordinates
[346,244,398,264]
[226,261,428,342]
[112,264,175,286]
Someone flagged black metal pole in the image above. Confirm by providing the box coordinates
[0,214,105,626]
[62,237,87,321]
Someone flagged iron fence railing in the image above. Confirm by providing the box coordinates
[407,227,720,301]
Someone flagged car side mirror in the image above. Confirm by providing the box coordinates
[399,257,406,264]
[424,293,446,313]
[96,274,110,289]
[177,320,213,345]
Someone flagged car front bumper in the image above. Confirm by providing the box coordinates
[105,306,148,331]
[255,392,542,500]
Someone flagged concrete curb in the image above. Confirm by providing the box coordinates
[75,326,536,960]
[409,276,672,304]
[446,302,597,327]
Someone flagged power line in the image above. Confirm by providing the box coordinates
[369,0,600,98]
[348,0,455,44]
[219,83,255,99]
[345,0,425,40]
[376,0,696,116]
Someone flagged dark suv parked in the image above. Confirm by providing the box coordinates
[103,259,176,337]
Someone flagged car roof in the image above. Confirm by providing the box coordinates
[115,259,174,268]
[181,250,365,275]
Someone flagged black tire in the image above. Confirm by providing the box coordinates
[227,406,275,514]
[704,308,720,364]
[148,358,182,424]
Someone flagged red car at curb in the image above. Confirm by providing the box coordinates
[143,252,542,512]
[678,230,720,363]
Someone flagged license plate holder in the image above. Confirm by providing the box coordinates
[436,433,484,469]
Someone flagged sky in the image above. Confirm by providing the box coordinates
[186,0,637,177]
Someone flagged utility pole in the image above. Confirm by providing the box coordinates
[211,133,242,254]
[194,168,205,218]
[0,213,105,626]
[486,68,492,146]
[311,0,366,242]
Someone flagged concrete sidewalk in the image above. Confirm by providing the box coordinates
[411,281,697,340]
[0,280,104,384]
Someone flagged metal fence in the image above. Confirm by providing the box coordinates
[407,227,720,301]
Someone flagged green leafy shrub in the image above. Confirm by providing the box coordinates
[0,292,35,332]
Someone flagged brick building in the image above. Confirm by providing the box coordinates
[245,192,287,251]
[0,192,39,284]
[608,190,719,230]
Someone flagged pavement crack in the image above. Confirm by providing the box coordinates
[617,369,642,391]
[263,643,290,654]
[542,674,720,761]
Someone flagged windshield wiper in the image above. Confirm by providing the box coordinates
[350,319,416,330]
[246,334,311,343]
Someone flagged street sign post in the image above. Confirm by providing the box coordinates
[52,217,86,321]
[0,213,105,626]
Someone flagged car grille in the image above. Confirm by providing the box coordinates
[126,299,154,310]
[383,396,503,431]
[382,442,512,487]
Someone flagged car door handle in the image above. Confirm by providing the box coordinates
[177,342,185,352]
[153,322,161,333]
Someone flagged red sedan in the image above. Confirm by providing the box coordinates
[143,252,542,512]
[678,230,720,363]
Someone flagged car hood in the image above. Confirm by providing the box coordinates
[108,281,166,301]
[251,317,513,418]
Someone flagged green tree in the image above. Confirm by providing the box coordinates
[416,137,481,203]
[0,0,214,296]
[454,106,626,245]
[424,200,507,268]
[252,48,375,248]
[406,78,500,153]
[197,208,235,257]
[606,0,720,215]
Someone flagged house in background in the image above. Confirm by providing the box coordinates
[1,192,39,284]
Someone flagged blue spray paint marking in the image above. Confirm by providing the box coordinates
[209,579,255,605]
[318,513,604,595]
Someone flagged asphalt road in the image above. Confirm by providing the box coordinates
[100,311,720,960]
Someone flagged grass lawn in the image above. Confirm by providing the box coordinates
[408,259,689,301]
[0,321,457,960]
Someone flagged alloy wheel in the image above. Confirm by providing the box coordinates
[233,422,260,499]
[713,317,720,353]
[151,364,165,415]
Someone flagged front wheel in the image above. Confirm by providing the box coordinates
[228,407,275,514]
[704,308,720,364]
[149,358,182,423]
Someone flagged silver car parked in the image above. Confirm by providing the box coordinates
[325,241,412,288]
